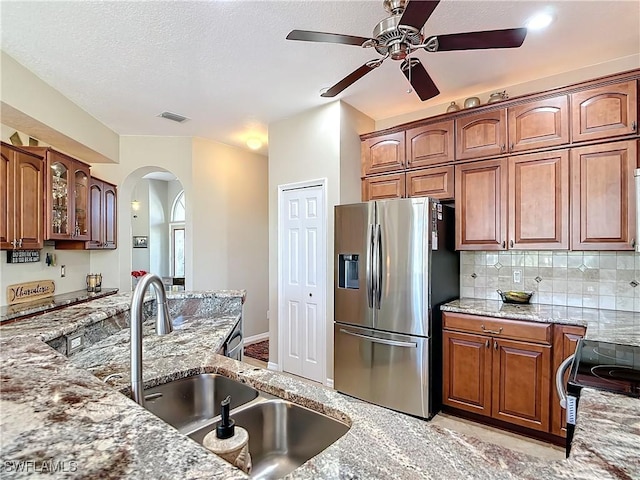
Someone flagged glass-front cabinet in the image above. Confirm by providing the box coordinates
[44,149,90,241]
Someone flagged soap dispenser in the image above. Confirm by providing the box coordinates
[203,396,252,473]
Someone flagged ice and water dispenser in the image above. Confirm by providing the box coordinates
[338,254,359,289]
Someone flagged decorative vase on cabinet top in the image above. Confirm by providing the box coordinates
[487,91,508,104]
[463,97,480,108]
[446,101,461,113]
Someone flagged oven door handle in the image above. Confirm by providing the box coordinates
[556,354,575,409]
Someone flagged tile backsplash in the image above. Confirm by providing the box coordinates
[460,251,640,312]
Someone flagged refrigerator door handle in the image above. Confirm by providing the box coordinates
[374,224,382,309]
[339,328,417,348]
[366,224,374,308]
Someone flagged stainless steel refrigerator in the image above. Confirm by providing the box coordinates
[334,198,459,419]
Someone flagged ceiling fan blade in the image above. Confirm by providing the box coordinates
[429,28,527,51]
[399,0,440,30]
[401,58,440,101]
[286,30,373,47]
[321,62,379,97]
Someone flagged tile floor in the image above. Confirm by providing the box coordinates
[241,356,564,461]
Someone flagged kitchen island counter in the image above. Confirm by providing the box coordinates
[1,294,638,479]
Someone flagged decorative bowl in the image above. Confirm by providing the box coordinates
[463,97,480,108]
[497,290,534,304]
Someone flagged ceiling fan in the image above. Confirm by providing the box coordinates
[286,0,527,101]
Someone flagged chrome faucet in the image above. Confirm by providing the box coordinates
[130,273,173,406]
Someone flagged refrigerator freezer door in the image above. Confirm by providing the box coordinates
[375,198,431,336]
[335,202,376,328]
[334,323,431,418]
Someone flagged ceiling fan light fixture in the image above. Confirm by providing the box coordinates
[246,138,263,150]
[526,12,554,31]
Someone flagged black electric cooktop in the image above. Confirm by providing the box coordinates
[568,339,640,398]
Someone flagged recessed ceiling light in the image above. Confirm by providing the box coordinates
[526,12,554,30]
[246,138,262,150]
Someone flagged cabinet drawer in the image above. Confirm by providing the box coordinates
[443,312,551,344]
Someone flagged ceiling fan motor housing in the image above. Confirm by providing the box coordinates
[373,14,422,60]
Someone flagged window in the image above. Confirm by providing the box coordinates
[170,191,185,277]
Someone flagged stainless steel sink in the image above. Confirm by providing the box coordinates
[143,374,259,432]
[189,399,350,480]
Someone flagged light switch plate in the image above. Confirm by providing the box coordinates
[66,331,84,355]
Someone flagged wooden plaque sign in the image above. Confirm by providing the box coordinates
[6,280,56,306]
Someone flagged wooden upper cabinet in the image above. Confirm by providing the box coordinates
[0,143,44,250]
[88,179,104,249]
[455,159,507,250]
[406,120,454,168]
[571,80,638,142]
[406,166,454,200]
[103,181,117,249]
[443,330,492,416]
[491,338,551,432]
[508,151,569,250]
[571,140,637,250]
[362,173,405,201]
[361,132,405,176]
[0,147,10,248]
[508,96,569,152]
[456,110,507,160]
[551,324,586,438]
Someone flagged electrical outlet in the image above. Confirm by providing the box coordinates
[513,269,522,284]
[61,265,66,277]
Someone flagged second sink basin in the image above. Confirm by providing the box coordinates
[144,373,259,432]
[189,399,349,480]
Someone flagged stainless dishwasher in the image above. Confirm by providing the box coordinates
[218,318,243,361]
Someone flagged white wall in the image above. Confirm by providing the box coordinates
[191,137,269,338]
[0,51,119,164]
[131,180,151,275]
[148,179,169,277]
[268,100,373,381]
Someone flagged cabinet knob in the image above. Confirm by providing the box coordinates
[494,341,498,350]
[632,121,637,132]
[510,240,514,248]
[500,144,506,153]
[485,339,490,348]
[510,143,514,151]
[632,239,636,249]
[18,239,22,248]
[501,240,506,249]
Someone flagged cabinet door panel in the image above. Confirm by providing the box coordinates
[362,132,405,175]
[492,339,551,432]
[551,325,585,437]
[88,179,103,248]
[509,151,569,249]
[455,159,507,250]
[443,331,492,415]
[406,166,454,200]
[571,140,636,250]
[571,80,638,142]
[103,183,117,249]
[508,96,569,152]
[456,110,506,160]
[15,151,43,249]
[407,120,454,168]
[362,173,405,201]
[0,147,12,248]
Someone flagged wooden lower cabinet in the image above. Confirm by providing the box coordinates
[551,325,586,437]
[443,312,558,436]
[491,338,551,432]
[443,330,492,415]
[361,173,405,201]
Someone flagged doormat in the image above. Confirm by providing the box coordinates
[244,340,269,363]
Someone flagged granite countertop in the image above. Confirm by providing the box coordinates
[1,293,639,479]
[0,288,119,324]
[442,298,640,346]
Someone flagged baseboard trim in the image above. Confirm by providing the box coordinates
[244,332,269,345]
[267,362,280,371]
[325,378,334,389]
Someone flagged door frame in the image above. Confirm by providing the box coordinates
[277,178,328,385]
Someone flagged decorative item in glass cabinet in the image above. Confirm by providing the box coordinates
[446,101,461,113]
[463,97,481,108]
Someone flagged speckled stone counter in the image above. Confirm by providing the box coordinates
[0,288,119,324]
[1,293,639,479]
[442,298,640,346]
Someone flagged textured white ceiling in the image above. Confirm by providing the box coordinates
[1,1,638,156]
